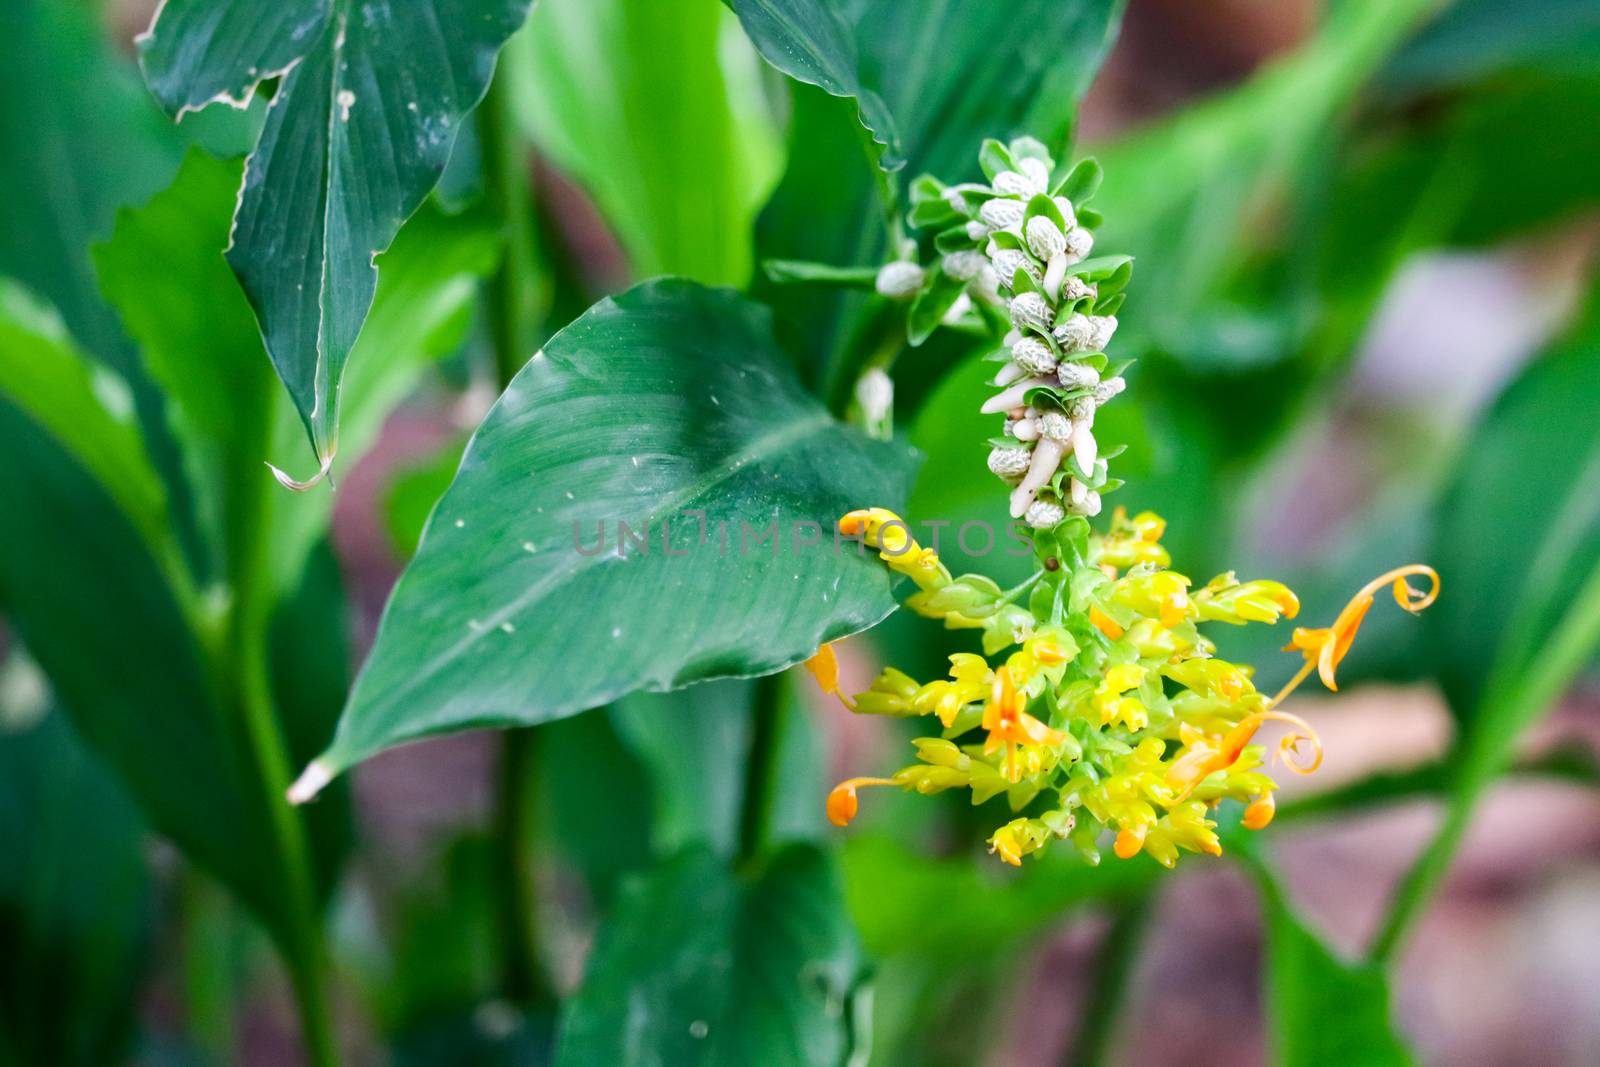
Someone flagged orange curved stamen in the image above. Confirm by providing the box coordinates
[1166,708,1323,801]
[1090,604,1124,639]
[1281,564,1439,694]
[825,776,899,826]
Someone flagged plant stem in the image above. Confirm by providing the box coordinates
[229,419,341,1067]
[1063,891,1154,1067]
[737,671,788,866]
[479,67,556,1009]
[494,725,552,1008]
[478,63,543,385]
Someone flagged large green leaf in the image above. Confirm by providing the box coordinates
[138,0,533,475]
[508,0,781,284]
[554,845,869,1067]
[1247,856,1413,1067]
[724,0,901,168]
[298,279,916,788]
[0,707,150,1067]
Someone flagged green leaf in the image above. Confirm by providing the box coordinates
[93,149,499,592]
[554,845,869,1067]
[92,150,274,583]
[0,283,176,574]
[1433,304,1600,752]
[724,0,903,168]
[1383,0,1600,92]
[383,438,469,558]
[1248,856,1414,1067]
[761,260,882,289]
[137,0,533,472]
[0,298,306,950]
[507,1,781,283]
[302,279,918,785]
[0,707,149,1067]
[1053,157,1103,202]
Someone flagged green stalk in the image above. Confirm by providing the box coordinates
[1062,891,1154,1067]
[228,403,340,1067]
[1370,561,1600,964]
[479,67,556,1009]
[737,671,788,866]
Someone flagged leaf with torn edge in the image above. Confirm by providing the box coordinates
[137,0,533,485]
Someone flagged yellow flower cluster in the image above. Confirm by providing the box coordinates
[812,507,1438,869]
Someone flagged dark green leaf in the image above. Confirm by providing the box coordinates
[508,0,781,283]
[0,296,307,949]
[1248,856,1414,1067]
[1433,300,1600,751]
[554,845,869,1067]
[93,150,499,590]
[761,260,881,289]
[138,0,533,471]
[303,280,917,785]
[1383,0,1600,92]
[724,0,902,168]
[0,707,149,1067]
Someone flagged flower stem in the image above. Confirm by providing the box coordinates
[1063,890,1154,1067]
[478,66,556,1010]
[738,671,788,866]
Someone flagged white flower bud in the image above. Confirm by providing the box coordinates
[1043,253,1068,302]
[1063,226,1094,262]
[1058,361,1100,389]
[1066,395,1096,423]
[875,260,924,299]
[1053,313,1094,351]
[1026,498,1066,529]
[989,248,1037,287]
[1020,158,1051,193]
[1053,197,1077,228]
[981,375,1054,415]
[1025,216,1066,260]
[1061,276,1096,303]
[943,187,967,211]
[1036,411,1073,441]
[943,293,973,324]
[856,368,894,432]
[1010,416,1039,442]
[978,198,1026,231]
[975,266,1001,301]
[988,446,1033,482]
[1093,376,1126,405]
[1011,336,1057,376]
[1003,328,1021,346]
[994,360,1026,386]
[1069,477,1088,507]
[1080,490,1103,517]
[1087,315,1118,351]
[992,170,1036,197]
[1009,291,1054,332]
[1071,420,1097,471]
[942,250,987,281]
[966,220,990,241]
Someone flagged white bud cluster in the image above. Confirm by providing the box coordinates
[957,147,1129,530]
[875,260,924,299]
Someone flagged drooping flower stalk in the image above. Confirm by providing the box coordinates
[815,138,1439,870]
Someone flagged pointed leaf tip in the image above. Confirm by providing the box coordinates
[286,759,335,805]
